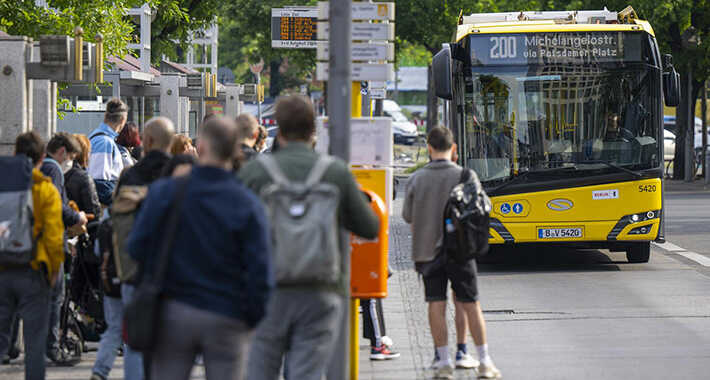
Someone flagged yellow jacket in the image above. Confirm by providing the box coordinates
[30,169,64,284]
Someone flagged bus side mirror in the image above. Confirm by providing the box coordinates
[433,46,453,100]
[662,54,680,107]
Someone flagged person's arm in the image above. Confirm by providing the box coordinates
[402,174,415,224]
[241,202,274,328]
[127,181,169,263]
[81,174,102,219]
[340,165,379,239]
[40,185,65,286]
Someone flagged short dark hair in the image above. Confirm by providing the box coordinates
[47,132,80,155]
[275,96,315,141]
[15,131,45,165]
[201,116,238,161]
[104,98,128,124]
[427,127,454,152]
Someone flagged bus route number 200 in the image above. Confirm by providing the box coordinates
[490,36,517,59]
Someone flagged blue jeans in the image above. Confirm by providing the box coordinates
[92,295,123,377]
[122,283,144,380]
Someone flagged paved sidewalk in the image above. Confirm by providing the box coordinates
[359,196,480,380]
[665,179,710,193]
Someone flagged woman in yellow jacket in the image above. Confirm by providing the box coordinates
[0,131,64,380]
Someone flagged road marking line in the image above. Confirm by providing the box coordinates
[653,242,710,267]
[654,242,687,252]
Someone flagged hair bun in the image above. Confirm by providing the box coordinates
[106,98,127,114]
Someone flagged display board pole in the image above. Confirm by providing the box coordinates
[326,0,351,379]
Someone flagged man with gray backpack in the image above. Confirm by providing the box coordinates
[240,95,380,380]
[0,132,64,380]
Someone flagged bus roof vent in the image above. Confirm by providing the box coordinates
[462,8,619,25]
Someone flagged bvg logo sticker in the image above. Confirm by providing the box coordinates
[547,199,574,211]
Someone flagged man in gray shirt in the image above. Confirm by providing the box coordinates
[402,127,501,379]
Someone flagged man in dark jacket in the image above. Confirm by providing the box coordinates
[40,132,87,363]
[129,116,273,380]
[90,116,175,380]
[235,113,260,162]
[240,96,379,380]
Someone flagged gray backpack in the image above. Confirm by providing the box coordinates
[0,156,37,265]
[258,155,341,286]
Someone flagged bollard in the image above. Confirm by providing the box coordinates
[73,27,83,81]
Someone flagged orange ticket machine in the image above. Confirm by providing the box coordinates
[350,189,388,298]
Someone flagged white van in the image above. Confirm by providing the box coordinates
[383,100,419,145]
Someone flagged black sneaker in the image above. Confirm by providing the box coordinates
[370,344,401,360]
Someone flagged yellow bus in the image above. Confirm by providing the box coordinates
[432,7,681,262]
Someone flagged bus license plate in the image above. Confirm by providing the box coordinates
[537,227,583,239]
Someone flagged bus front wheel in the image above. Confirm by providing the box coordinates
[626,242,651,263]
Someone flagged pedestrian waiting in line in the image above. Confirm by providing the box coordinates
[65,134,102,221]
[240,95,380,380]
[128,116,273,380]
[92,116,176,380]
[117,121,142,169]
[236,113,261,162]
[255,125,268,153]
[41,132,88,365]
[403,127,501,379]
[88,98,128,206]
[0,132,64,380]
[169,134,198,157]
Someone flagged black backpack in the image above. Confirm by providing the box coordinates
[97,217,121,298]
[442,168,492,263]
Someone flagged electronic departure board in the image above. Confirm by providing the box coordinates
[271,8,318,49]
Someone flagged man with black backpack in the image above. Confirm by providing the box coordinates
[403,127,501,379]
[0,132,64,380]
[240,95,379,380]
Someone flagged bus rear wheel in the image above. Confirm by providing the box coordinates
[626,242,650,263]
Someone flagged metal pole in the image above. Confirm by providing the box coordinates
[257,73,262,125]
[685,67,694,182]
[703,81,708,184]
[326,0,351,378]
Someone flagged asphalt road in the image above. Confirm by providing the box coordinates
[2,189,709,380]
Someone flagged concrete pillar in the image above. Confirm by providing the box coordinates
[0,37,32,155]
[160,73,182,132]
[179,75,190,135]
[224,84,241,119]
[32,79,55,141]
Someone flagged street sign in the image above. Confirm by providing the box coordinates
[316,117,393,166]
[317,42,394,61]
[369,88,386,99]
[271,7,318,49]
[318,2,395,21]
[316,22,394,41]
[316,62,394,81]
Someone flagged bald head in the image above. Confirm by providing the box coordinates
[198,116,238,164]
[143,117,175,153]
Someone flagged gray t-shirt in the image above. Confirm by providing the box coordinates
[402,160,462,263]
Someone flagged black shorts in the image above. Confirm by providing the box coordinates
[415,259,479,303]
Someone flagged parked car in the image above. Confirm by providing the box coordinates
[664,129,675,162]
[663,115,708,150]
[383,100,419,145]
[664,115,709,173]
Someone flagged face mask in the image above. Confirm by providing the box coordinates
[61,160,73,174]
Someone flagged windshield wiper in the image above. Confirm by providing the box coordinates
[577,160,643,178]
[489,165,578,195]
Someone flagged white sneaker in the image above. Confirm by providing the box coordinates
[434,363,454,379]
[455,352,479,369]
[477,361,502,379]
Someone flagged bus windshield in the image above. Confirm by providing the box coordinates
[462,64,661,184]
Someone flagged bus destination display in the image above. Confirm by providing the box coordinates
[271,8,318,49]
[471,32,643,65]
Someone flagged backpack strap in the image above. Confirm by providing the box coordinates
[257,155,290,186]
[305,155,335,188]
[459,167,472,184]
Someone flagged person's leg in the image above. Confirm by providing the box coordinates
[0,272,19,360]
[46,264,64,358]
[246,289,290,380]
[420,266,450,368]
[17,270,50,380]
[121,283,144,380]
[150,300,197,380]
[360,299,377,347]
[428,301,448,348]
[284,291,342,380]
[199,308,252,380]
[92,296,124,379]
[453,294,467,348]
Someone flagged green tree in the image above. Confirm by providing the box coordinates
[151,0,222,63]
[397,41,431,67]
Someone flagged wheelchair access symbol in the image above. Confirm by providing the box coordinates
[500,203,511,214]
